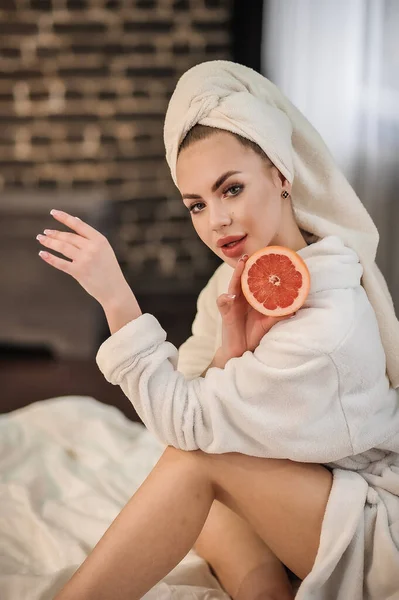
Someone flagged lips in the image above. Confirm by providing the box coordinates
[217,235,247,248]
[220,235,248,258]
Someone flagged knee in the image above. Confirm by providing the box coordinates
[163,445,206,461]
[162,445,210,475]
[164,447,238,499]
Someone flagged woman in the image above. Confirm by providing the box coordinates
[37,61,399,599]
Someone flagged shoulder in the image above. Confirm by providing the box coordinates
[267,290,360,355]
[266,236,369,354]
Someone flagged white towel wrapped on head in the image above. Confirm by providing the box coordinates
[163,59,399,389]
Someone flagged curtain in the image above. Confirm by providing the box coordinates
[262,0,399,312]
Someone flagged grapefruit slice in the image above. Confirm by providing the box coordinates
[241,246,311,316]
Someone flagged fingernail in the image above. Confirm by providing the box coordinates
[50,209,60,215]
[239,254,249,262]
[226,294,236,300]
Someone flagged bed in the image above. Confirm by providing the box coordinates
[0,395,230,599]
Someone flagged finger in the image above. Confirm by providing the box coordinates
[272,312,296,322]
[216,293,236,307]
[36,234,79,261]
[49,209,102,241]
[216,293,236,315]
[38,250,73,274]
[260,312,295,333]
[41,229,87,250]
[274,311,297,323]
[270,313,296,323]
[227,254,248,296]
[221,293,236,303]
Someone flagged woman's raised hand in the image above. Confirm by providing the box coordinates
[36,209,131,307]
[216,255,293,363]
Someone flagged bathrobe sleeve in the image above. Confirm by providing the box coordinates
[96,313,352,463]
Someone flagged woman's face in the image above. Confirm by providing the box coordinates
[176,130,300,268]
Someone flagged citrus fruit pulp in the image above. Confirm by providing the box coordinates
[241,246,311,316]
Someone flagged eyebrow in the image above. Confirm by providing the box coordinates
[181,170,242,200]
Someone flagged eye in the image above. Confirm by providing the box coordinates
[188,202,205,214]
[223,183,243,196]
[188,184,244,215]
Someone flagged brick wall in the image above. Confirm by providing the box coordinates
[0,0,232,294]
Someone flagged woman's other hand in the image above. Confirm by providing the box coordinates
[36,209,132,308]
[216,254,293,364]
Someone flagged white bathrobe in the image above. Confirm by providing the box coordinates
[96,235,399,599]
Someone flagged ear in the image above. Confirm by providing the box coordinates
[282,180,292,196]
[272,166,292,196]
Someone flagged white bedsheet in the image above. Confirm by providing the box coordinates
[0,396,229,600]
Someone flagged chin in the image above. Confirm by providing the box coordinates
[215,251,236,268]
[225,257,238,268]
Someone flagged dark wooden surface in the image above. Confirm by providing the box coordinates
[0,351,141,422]
[0,302,197,420]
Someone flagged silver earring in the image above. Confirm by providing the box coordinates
[281,190,289,199]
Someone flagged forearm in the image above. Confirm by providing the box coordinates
[101,284,142,335]
[96,314,278,456]
[96,313,206,451]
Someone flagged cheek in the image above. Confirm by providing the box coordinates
[192,218,211,246]
[247,200,278,236]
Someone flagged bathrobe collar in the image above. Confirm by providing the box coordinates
[298,236,363,296]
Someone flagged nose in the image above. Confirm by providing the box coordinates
[209,201,232,231]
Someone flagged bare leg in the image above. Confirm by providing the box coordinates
[55,447,332,600]
[194,500,295,599]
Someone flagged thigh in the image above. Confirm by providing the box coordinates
[189,450,333,581]
[195,499,295,599]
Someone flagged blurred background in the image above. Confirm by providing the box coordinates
[0,0,397,420]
